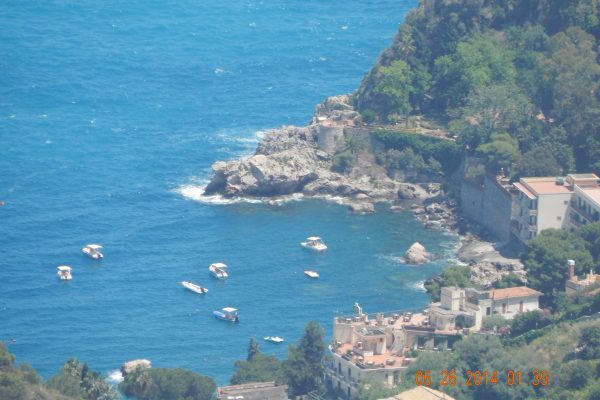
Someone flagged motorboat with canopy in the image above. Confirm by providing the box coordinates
[209,262,228,279]
[82,244,103,259]
[213,307,239,322]
[300,236,327,252]
[57,265,72,280]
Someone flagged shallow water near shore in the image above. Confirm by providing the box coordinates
[0,0,459,385]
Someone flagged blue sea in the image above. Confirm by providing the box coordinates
[0,0,458,386]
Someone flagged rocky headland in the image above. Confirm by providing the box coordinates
[204,94,432,212]
[203,94,526,288]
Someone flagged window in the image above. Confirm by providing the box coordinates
[502,303,507,314]
[557,216,562,220]
[486,307,491,316]
[519,301,523,312]
[564,200,569,205]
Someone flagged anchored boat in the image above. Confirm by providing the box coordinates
[264,336,285,343]
[300,237,327,252]
[304,270,319,279]
[180,281,208,294]
[57,266,72,280]
[209,262,228,279]
[82,244,103,259]
[213,307,239,322]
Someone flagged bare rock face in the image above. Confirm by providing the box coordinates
[204,95,401,203]
[121,359,152,376]
[348,202,375,214]
[204,126,326,197]
[404,242,429,264]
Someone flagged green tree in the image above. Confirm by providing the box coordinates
[230,338,282,385]
[516,146,563,177]
[523,229,593,302]
[580,326,600,360]
[476,132,520,173]
[356,378,398,400]
[580,222,600,262]
[541,27,600,171]
[46,358,118,400]
[373,60,414,124]
[120,368,216,400]
[434,36,516,108]
[425,265,472,302]
[557,360,594,389]
[493,273,525,289]
[282,321,327,397]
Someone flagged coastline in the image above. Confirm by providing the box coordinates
[197,93,524,289]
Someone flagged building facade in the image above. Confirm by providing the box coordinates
[511,173,600,243]
[568,174,600,228]
[511,177,573,242]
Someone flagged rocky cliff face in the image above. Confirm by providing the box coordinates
[204,95,401,203]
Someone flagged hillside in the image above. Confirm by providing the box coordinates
[355,0,600,177]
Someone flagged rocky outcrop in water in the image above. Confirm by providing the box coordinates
[404,242,429,264]
[121,359,152,376]
[204,95,401,202]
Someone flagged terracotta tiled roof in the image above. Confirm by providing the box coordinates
[491,286,543,300]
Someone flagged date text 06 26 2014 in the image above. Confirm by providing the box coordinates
[415,369,550,387]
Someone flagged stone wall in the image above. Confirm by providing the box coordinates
[460,175,512,242]
[314,124,344,154]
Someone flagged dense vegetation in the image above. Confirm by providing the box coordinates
[357,0,600,177]
[0,344,73,400]
[398,317,600,400]
[119,367,216,400]
[521,223,600,307]
[229,321,328,397]
[373,129,462,177]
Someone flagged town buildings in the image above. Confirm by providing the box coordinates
[566,259,600,295]
[327,288,540,398]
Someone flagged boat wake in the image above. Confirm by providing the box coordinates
[175,180,358,207]
[176,183,263,205]
[107,370,124,383]
[407,279,427,292]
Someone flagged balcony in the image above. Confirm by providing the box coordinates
[571,202,600,224]
[529,209,538,216]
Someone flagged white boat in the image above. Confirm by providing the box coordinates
[209,262,228,279]
[300,236,327,252]
[57,266,72,280]
[213,307,239,322]
[180,281,208,294]
[82,244,103,259]
[304,270,319,279]
[264,336,285,343]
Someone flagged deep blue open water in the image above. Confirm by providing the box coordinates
[0,0,459,385]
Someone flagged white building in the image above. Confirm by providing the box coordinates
[326,306,460,399]
[484,287,542,319]
[428,287,483,332]
[568,174,600,228]
[512,176,573,242]
[511,173,600,243]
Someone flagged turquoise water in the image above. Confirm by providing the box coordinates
[0,0,458,385]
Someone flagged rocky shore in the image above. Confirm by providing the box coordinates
[204,95,417,212]
[203,94,526,288]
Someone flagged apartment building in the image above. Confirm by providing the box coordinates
[511,173,600,242]
[568,174,600,228]
[511,176,573,242]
